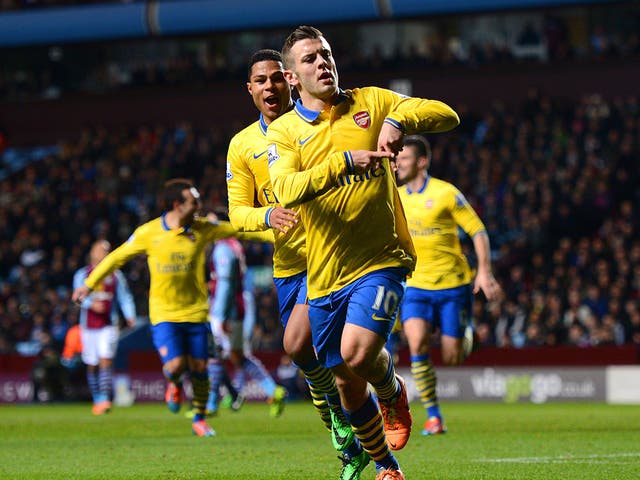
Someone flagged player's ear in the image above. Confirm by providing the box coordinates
[284,70,298,87]
[246,82,253,95]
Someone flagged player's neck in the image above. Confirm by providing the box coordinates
[407,173,428,193]
[300,91,336,112]
[164,210,185,229]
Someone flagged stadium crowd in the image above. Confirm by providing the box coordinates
[1,11,639,102]
[0,90,638,359]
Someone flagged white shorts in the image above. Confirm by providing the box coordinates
[210,317,246,358]
[80,325,118,366]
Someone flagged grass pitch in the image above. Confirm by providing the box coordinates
[1,401,639,479]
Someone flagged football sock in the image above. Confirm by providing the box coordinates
[207,358,224,399]
[299,359,336,430]
[222,370,239,399]
[346,392,398,471]
[190,371,209,417]
[371,350,400,403]
[87,370,99,402]
[345,436,364,458]
[243,355,276,398]
[233,369,246,392]
[411,353,441,419]
[162,368,182,386]
[98,366,113,400]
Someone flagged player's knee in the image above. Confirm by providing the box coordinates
[342,347,375,377]
[283,336,314,365]
[441,349,463,366]
[163,357,186,376]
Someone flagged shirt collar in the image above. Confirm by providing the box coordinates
[293,89,350,123]
[161,212,192,233]
[258,113,268,136]
[406,175,430,195]
[161,212,171,231]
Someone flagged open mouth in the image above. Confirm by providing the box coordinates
[319,71,333,82]
[265,95,280,108]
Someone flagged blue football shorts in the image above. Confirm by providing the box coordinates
[309,267,407,368]
[400,284,472,338]
[274,270,308,329]
[151,321,210,363]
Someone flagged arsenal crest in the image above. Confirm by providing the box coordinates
[353,111,371,129]
[425,199,434,209]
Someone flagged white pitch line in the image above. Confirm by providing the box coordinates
[476,452,640,464]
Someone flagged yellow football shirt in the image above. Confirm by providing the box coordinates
[267,87,459,299]
[399,176,486,290]
[83,216,271,324]
[227,115,307,278]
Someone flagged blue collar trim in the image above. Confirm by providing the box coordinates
[406,175,430,195]
[258,113,268,135]
[293,89,349,123]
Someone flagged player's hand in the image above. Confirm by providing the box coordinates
[349,150,390,174]
[269,207,299,234]
[377,121,404,156]
[126,318,136,328]
[473,270,502,302]
[72,286,91,304]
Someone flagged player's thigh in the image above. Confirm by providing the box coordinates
[274,271,307,329]
[80,328,99,366]
[308,292,348,369]
[96,325,118,360]
[344,267,406,343]
[185,322,211,360]
[400,287,436,355]
[282,303,315,363]
[226,320,244,353]
[439,285,472,364]
[151,322,188,364]
[402,318,433,356]
[439,285,472,338]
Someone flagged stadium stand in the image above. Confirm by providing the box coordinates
[0,90,638,359]
[0,2,638,377]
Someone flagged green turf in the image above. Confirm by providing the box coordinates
[1,401,639,479]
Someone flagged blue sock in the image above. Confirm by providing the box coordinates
[243,355,276,398]
[87,370,99,402]
[208,359,224,398]
[98,366,113,400]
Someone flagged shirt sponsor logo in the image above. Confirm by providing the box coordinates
[425,199,433,209]
[337,164,386,187]
[353,111,371,129]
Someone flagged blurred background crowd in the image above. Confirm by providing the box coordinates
[1,3,639,102]
[0,1,639,360]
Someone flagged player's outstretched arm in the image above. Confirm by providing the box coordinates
[72,285,91,304]
[472,231,502,301]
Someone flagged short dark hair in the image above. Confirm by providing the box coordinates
[248,49,282,80]
[163,178,193,211]
[282,25,324,68]
[403,135,431,161]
